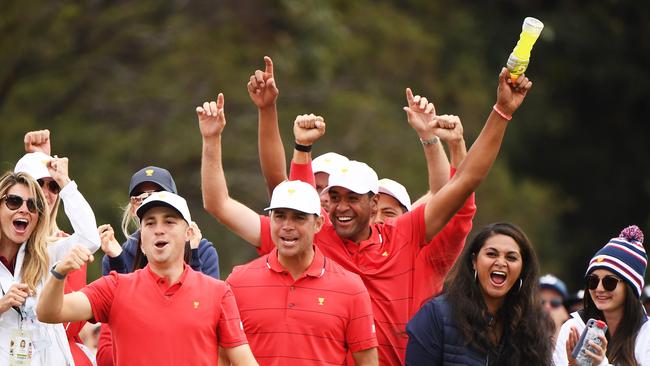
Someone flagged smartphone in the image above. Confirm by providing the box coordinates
[571,318,608,362]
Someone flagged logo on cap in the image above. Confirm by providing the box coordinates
[341,168,348,174]
[318,297,325,306]
[597,257,604,263]
[145,169,154,176]
[287,188,296,196]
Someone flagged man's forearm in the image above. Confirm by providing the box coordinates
[422,140,450,194]
[201,135,228,216]
[258,105,287,196]
[37,273,66,323]
[448,139,467,169]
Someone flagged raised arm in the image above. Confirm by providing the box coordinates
[47,156,101,255]
[423,68,532,240]
[37,245,95,324]
[248,56,286,197]
[199,93,262,247]
[403,88,451,195]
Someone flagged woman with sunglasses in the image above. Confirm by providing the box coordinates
[19,129,100,366]
[0,168,100,365]
[553,225,650,365]
[406,222,554,365]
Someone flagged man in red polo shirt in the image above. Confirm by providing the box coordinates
[222,180,377,365]
[37,192,258,366]
[200,68,533,365]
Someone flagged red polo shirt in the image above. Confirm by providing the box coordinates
[258,199,472,365]
[81,264,247,366]
[227,245,377,365]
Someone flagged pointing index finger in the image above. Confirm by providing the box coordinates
[405,88,414,105]
[264,56,274,76]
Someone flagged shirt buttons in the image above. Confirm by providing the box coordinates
[287,303,295,308]
[290,286,295,291]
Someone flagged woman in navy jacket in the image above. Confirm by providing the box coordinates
[406,222,554,365]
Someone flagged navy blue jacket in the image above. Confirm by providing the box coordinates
[406,295,505,366]
[101,230,220,279]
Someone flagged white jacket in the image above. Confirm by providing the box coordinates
[553,311,650,365]
[0,181,100,366]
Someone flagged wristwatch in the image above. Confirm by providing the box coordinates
[50,262,67,280]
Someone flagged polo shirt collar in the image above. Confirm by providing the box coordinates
[145,263,190,285]
[266,246,326,278]
[354,225,383,250]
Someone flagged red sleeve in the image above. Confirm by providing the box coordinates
[79,272,119,324]
[257,215,275,256]
[395,203,428,247]
[346,282,378,352]
[419,193,476,273]
[96,323,114,366]
[289,161,315,188]
[217,286,248,348]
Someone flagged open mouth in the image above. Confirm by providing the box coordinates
[13,219,29,233]
[279,236,298,245]
[490,271,507,286]
[336,216,353,224]
[154,240,168,249]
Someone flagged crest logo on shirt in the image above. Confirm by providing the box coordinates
[382,251,389,257]
[193,301,200,309]
[318,297,325,306]
[145,169,155,176]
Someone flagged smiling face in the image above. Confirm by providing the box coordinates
[473,234,523,304]
[588,269,626,314]
[270,208,323,260]
[0,183,40,246]
[140,206,190,267]
[373,193,407,224]
[327,186,376,242]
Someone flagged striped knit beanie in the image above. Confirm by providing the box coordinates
[586,225,647,298]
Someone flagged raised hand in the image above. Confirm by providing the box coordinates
[55,245,94,277]
[403,88,436,139]
[196,93,226,138]
[496,67,532,116]
[0,283,32,314]
[98,224,122,258]
[430,115,464,143]
[24,129,52,155]
[188,221,202,249]
[47,156,71,189]
[293,114,326,146]
[565,327,580,366]
[247,56,279,109]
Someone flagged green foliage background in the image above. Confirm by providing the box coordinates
[1,0,648,292]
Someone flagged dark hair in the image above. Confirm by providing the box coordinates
[580,277,644,366]
[444,222,553,365]
[132,232,192,271]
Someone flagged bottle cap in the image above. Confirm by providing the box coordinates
[595,320,607,329]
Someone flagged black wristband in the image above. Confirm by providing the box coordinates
[294,143,312,152]
[50,263,67,280]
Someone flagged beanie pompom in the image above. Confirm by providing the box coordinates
[619,225,644,244]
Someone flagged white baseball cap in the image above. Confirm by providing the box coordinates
[322,160,379,195]
[312,152,349,175]
[265,180,321,216]
[14,152,53,181]
[378,178,412,211]
[136,191,192,224]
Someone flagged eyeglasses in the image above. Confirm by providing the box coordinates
[130,191,156,205]
[541,298,563,309]
[1,194,41,214]
[585,274,621,291]
[37,179,60,195]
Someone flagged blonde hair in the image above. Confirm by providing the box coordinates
[120,201,139,240]
[0,171,51,293]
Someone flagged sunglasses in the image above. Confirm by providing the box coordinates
[541,298,563,309]
[37,179,60,195]
[2,194,41,214]
[130,191,156,205]
[585,274,621,292]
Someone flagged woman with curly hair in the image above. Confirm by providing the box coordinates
[406,222,554,365]
[553,225,649,365]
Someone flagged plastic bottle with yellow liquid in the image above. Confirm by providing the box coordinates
[507,17,544,81]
